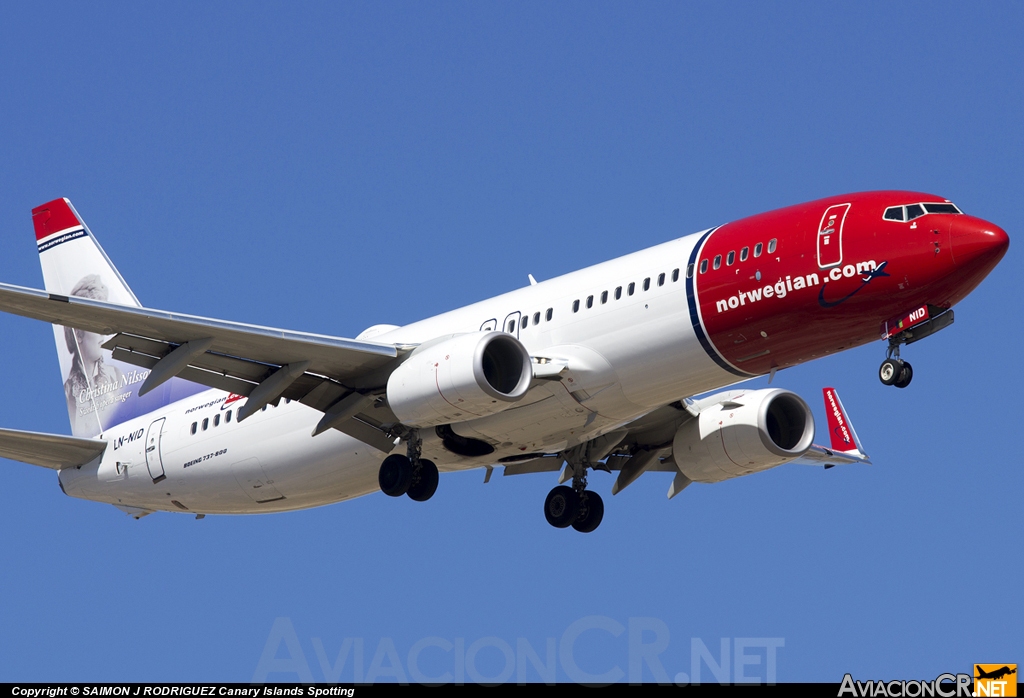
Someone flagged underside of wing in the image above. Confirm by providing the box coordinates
[0,427,107,470]
[0,281,407,451]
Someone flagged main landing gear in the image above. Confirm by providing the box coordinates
[378,432,439,502]
[544,464,604,533]
[879,347,913,389]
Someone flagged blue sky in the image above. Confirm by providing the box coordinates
[0,1,1020,683]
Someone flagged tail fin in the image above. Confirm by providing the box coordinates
[822,387,866,456]
[33,198,204,437]
[33,199,141,307]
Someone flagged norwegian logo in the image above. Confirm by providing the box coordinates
[826,389,852,448]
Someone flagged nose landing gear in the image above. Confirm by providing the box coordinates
[879,347,912,389]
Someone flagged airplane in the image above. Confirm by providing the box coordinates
[975,666,1016,681]
[0,192,1009,531]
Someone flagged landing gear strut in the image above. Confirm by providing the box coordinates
[878,345,913,389]
[544,456,605,532]
[378,431,439,501]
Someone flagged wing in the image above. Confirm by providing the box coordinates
[496,387,872,493]
[0,281,408,452]
[0,427,107,470]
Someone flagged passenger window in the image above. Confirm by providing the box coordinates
[226,411,232,423]
[214,414,220,427]
[768,239,777,254]
[883,206,905,221]
[699,259,708,274]
[726,251,735,266]
[533,312,540,325]
[740,247,749,261]
[521,315,528,328]
[508,319,516,332]
[906,204,925,220]
[586,295,594,308]
[190,422,197,435]
[657,273,665,286]
[202,418,209,431]
[754,243,763,258]
[573,300,580,313]
[686,264,694,279]
[614,286,622,300]
[643,277,651,291]
[713,255,722,270]
[628,282,635,295]
[546,308,553,321]
[601,290,608,304]
[672,268,679,282]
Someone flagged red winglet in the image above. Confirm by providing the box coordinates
[823,387,859,453]
[31,198,81,240]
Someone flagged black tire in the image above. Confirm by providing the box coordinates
[379,454,413,497]
[894,361,913,389]
[572,491,605,533]
[879,359,902,386]
[407,459,439,502]
[544,486,579,528]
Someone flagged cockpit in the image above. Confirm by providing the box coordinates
[883,202,962,222]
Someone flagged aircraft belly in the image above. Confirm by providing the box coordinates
[450,380,621,452]
[66,406,385,514]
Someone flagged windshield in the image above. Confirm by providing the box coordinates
[883,201,963,222]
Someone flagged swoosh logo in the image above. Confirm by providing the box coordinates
[818,261,890,308]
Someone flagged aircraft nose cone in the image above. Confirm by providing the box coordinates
[950,217,1009,268]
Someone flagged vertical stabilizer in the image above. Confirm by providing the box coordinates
[33,198,205,437]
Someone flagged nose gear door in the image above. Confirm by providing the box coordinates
[817,203,850,269]
[145,417,166,483]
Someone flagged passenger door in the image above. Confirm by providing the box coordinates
[817,203,850,268]
[145,417,166,483]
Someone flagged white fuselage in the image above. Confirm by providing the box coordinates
[59,229,742,514]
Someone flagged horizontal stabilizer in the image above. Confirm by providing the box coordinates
[0,427,107,470]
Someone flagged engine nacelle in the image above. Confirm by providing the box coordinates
[672,388,814,483]
[387,331,533,428]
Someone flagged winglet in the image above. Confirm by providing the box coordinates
[822,387,866,455]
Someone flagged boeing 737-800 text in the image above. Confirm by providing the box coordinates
[0,192,1008,531]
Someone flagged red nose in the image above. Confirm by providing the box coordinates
[950,217,1009,269]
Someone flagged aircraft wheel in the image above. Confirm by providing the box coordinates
[894,361,913,389]
[379,454,413,497]
[572,491,604,533]
[879,359,903,386]
[407,459,439,502]
[544,486,579,528]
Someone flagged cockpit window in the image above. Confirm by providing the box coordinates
[885,202,963,222]
[923,203,962,214]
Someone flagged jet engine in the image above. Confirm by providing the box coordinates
[672,388,814,483]
[386,331,533,428]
